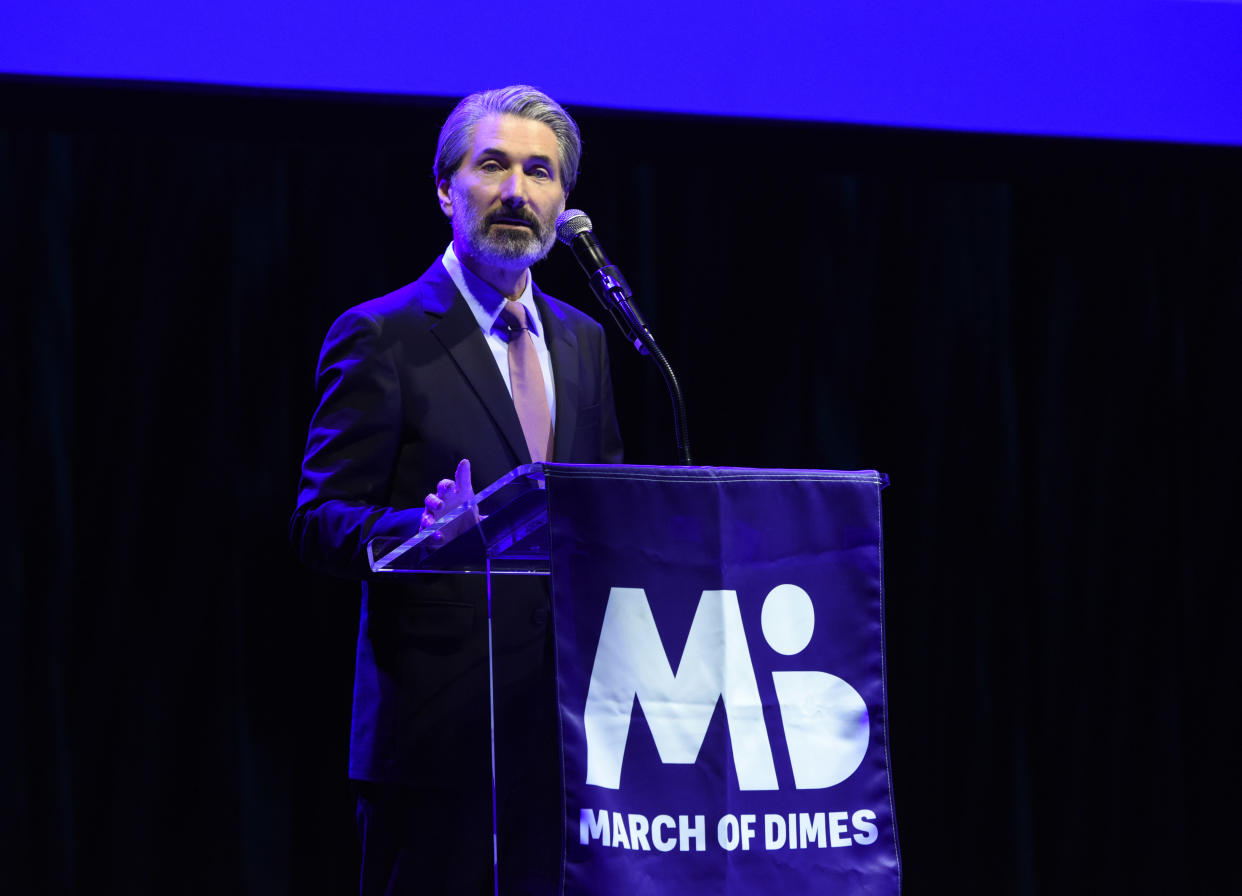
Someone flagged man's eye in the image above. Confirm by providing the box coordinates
[529,167,552,180]
[480,161,504,172]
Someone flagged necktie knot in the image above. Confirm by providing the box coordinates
[497,301,531,342]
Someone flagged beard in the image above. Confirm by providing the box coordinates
[450,181,562,270]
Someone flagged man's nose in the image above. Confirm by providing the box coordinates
[500,171,528,206]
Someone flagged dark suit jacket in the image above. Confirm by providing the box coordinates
[291,257,622,784]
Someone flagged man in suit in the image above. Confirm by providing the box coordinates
[291,85,623,894]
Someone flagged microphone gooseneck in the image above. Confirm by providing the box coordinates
[555,209,692,465]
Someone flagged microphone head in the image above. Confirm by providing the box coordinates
[556,209,593,245]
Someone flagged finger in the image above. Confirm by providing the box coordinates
[420,511,437,530]
[424,494,444,515]
[455,458,473,495]
[436,477,457,500]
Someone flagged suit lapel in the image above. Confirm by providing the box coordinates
[536,290,580,462]
[421,261,531,464]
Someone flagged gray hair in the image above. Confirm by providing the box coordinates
[433,85,582,192]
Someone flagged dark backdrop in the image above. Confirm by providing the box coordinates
[4,78,1239,895]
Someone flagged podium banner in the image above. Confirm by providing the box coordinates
[546,465,900,895]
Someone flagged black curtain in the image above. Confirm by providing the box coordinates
[4,78,1239,895]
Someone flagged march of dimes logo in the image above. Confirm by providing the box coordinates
[577,583,880,854]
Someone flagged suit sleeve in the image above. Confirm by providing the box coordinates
[290,307,422,578]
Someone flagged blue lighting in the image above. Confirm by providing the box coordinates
[2,1,1240,144]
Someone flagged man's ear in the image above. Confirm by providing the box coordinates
[436,177,453,218]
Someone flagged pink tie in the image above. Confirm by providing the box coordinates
[498,301,554,462]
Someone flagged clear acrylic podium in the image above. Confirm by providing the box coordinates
[365,463,555,896]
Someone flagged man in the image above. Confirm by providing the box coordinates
[291,86,623,894]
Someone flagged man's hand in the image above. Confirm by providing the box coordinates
[419,458,478,544]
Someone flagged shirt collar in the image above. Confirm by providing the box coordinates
[442,242,542,337]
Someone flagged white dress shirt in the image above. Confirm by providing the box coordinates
[442,242,557,427]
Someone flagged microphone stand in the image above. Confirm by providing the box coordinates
[593,277,693,466]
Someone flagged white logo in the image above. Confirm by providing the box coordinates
[582,584,869,791]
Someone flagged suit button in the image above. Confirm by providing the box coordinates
[531,607,549,626]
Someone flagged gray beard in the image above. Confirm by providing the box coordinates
[468,221,552,268]
[451,185,559,270]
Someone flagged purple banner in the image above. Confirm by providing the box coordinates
[546,465,899,895]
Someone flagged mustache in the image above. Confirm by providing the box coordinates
[486,208,543,233]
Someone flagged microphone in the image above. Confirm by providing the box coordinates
[555,209,650,354]
[555,209,693,464]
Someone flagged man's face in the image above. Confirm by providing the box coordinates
[438,114,567,271]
